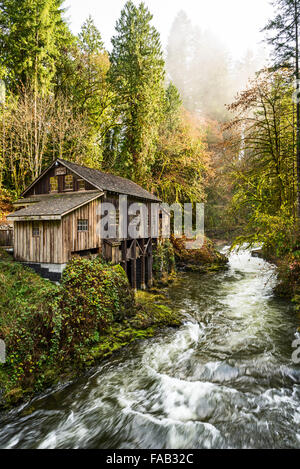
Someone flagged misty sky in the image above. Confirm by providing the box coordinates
[64,0,273,59]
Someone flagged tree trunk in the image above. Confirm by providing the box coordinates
[295,1,300,228]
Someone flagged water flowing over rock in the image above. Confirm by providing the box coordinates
[0,248,299,449]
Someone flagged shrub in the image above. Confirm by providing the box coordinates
[171,235,227,267]
[0,254,135,392]
[153,240,176,280]
[43,257,135,356]
[275,251,300,310]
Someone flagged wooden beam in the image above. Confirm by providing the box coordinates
[147,238,153,288]
[122,240,127,275]
[131,239,137,290]
[141,239,146,290]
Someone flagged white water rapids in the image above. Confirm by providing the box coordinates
[0,248,299,449]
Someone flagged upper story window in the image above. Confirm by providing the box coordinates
[77,179,85,191]
[77,219,88,232]
[50,176,58,192]
[32,222,40,237]
[64,174,73,191]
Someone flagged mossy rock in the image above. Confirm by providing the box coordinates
[4,387,24,405]
[153,240,176,282]
[171,235,228,272]
[0,255,183,410]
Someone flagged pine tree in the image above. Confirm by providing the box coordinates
[109,1,165,182]
[264,0,300,223]
[73,17,114,164]
[166,11,232,120]
[75,16,108,116]
[163,82,182,132]
[78,15,104,53]
[166,11,192,110]
[0,0,70,93]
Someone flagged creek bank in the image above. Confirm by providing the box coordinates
[272,253,300,314]
[152,237,228,288]
[0,251,182,410]
[171,235,228,273]
[0,234,228,410]
[248,245,300,315]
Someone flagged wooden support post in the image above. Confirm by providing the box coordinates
[147,238,153,288]
[122,240,127,275]
[131,239,137,291]
[141,239,146,290]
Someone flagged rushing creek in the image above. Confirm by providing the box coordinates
[0,248,300,449]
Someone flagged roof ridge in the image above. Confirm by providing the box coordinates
[57,158,160,201]
[8,191,104,220]
[58,158,143,186]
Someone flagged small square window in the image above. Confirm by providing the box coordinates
[77,219,88,232]
[50,176,58,192]
[32,223,40,237]
[64,174,73,191]
[77,179,85,191]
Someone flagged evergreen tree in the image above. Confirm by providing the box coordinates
[78,15,104,53]
[152,82,210,203]
[0,0,70,93]
[74,16,109,117]
[163,82,182,131]
[73,17,114,165]
[166,11,232,120]
[263,0,300,223]
[166,11,192,110]
[109,1,165,182]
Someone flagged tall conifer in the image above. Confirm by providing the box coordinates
[109,1,165,182]
[264,0,300,223]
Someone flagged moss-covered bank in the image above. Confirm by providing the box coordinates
[152,237,228,288]
[171,235,228,273]
[272,252,300,313]
[152,239,177,286]
[0,251,182,409]
[0,234,227,409]
[247,243,300,315]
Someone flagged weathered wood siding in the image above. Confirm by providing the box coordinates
[26,163,94,196]
[0,229,13,247]
[13,190,155,280]
[104,193,153,239]
[14,220,62,264]
[61,198,102,262]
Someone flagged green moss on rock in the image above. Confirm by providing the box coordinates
[0,251,182,409]
[171,235,228,272]
[153,240,176,285]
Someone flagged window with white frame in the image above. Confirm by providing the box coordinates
[77,219,88,232]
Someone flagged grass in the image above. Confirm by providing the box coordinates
[0,250,182,409]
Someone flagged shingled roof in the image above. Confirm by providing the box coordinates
[7,191,103,221]
[57,159,160,202]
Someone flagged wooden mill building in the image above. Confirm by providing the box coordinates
[7,159,161,289]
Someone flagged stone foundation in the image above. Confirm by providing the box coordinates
[23,262,67,282]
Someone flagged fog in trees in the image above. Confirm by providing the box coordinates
[166,10,267,121]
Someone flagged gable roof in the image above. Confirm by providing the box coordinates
[22,158,161,202]
[7,191,103,221]
[58,159,160,201]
